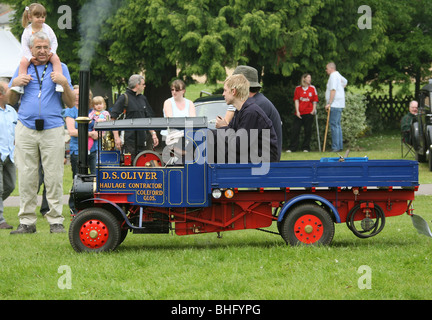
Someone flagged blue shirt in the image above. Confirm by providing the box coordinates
[64,106,98,155]
[0,105,18,162]
[9,62,73,130]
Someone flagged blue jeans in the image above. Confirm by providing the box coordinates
[329,107,343,151]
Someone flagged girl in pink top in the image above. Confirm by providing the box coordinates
[88,96,111,150]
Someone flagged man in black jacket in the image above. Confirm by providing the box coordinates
[111,75,159,157]
[222,65,282,160]
[215,74,279,170]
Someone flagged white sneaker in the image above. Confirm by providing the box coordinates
[56,84,64,92]
[11,86,24,94]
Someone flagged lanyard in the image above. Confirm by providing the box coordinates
[34,64,49,98]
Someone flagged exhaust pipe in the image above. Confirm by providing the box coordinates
[71,70,96,211]
[76,70,91,175]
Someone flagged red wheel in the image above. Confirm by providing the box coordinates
[280,203,335,246]
[79,219,110,249]
[293,214,324,244]
[133,150,163,167]
[69,208,121,252]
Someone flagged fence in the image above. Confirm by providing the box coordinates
[365,94,414,129]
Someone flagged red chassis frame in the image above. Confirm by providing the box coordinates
[95,187,416,236]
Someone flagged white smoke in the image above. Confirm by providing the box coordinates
[78,0,117,70]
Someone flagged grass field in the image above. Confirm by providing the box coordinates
[1,110,432,301]
[1,195,431,300]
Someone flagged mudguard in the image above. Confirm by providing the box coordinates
[277,194,341,224]
[79,198,137,229]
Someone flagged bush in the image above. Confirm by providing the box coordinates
[340,92,368,148]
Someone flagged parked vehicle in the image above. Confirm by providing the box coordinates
[412,79,432,170]
[194,94,230,129]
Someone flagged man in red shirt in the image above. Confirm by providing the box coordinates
[287,73,318,152]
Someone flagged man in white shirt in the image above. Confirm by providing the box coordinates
[325,62,348,152]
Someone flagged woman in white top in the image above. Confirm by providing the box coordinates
[163,79,196,117]
[162,80,196,164]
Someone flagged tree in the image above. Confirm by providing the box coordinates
[365,0,432,98]
[6,0,422,117]
[104,0,241,113]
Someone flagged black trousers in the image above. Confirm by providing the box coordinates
[289,113,314,151]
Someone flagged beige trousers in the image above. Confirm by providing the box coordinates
[14,121,65,226]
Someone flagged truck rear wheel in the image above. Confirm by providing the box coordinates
[280,203,335,246]
[69,208,121,253]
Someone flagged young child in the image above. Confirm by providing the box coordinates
[88,96,110,150]
[11,3,64,94]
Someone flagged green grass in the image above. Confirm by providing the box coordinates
[185,82,223,101]
[1,195,431,300]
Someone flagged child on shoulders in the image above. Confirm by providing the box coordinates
[11,3,64,95]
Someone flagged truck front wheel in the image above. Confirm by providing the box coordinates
[280,203,335,246]
[69,208,121,253]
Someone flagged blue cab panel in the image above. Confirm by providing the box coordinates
[97,163,209,208]
[100,150,121,166]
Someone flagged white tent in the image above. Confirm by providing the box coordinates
[0,29,22,78]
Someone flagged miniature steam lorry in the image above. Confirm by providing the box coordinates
[68,74,422,252]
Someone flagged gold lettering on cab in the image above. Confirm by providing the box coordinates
[99,170,164,203]
[101,171,157,180]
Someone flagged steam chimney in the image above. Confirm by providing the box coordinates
[76,70,91,175]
